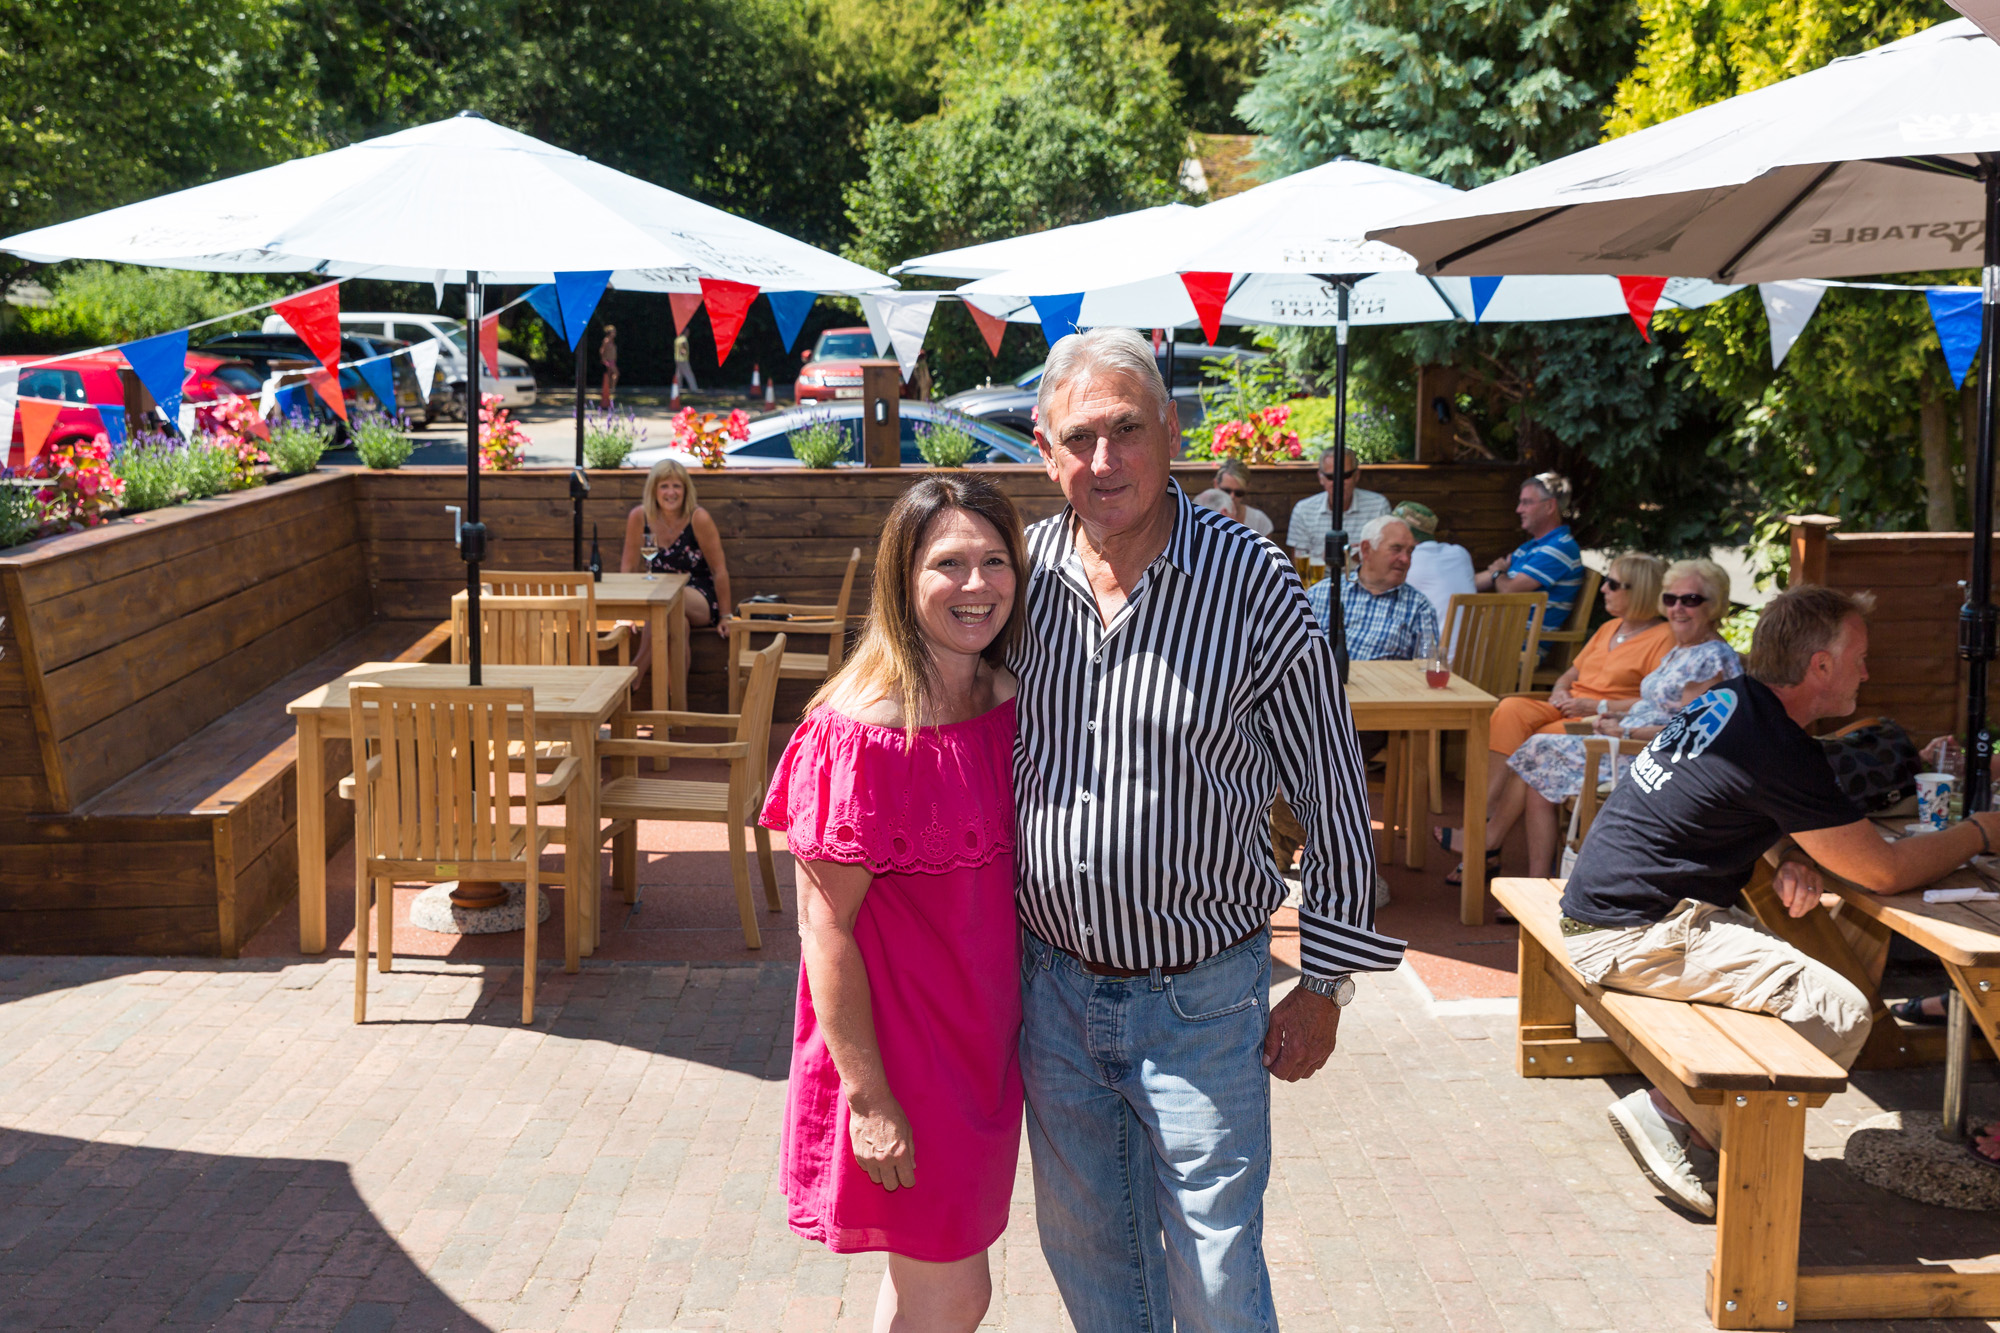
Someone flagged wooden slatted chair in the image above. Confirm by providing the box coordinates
[726,547,861,711]
[345,684,580,1024]
[1532,565,1601,688]
[452,594,596,667]
[472,572,632,666]
[599,636,787,948]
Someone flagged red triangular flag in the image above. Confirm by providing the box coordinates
[1179,272,1231,345]
[965,301,1008,358]
[20,399,61,464]
[477,313,501,379]
[669,292,703,335]
[1618,276,1669,343]
[698,278,759,365]
[308,369,348,422]
[271,282,343,372]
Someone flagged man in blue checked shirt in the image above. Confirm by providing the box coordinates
[1307,513,1439,663]
[1476,471,1586,631]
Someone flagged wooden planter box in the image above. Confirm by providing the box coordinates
[0,459,1528,956]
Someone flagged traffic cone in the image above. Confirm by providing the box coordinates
[670,380,680,405]
[764,380,776,406]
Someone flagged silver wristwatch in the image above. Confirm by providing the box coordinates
[1299,973,1356,1006]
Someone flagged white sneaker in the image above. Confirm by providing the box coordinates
[1374,872,1391,907]
[1607,1089,1715,1217]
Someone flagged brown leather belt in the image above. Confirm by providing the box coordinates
[1051,924,1266,979]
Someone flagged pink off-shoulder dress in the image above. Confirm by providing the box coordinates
[760,701,1022,1262]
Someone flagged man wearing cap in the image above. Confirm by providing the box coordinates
[1397,501,1477,632]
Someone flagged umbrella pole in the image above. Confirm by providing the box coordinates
[1323,280,1352,686]
[574,321,587,571]
[465,272,486,687]
[1965,165,2000,813]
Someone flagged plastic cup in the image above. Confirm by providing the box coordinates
[1916,772,1955,831]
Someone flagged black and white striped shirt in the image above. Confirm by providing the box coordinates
[1011,484,1407,979]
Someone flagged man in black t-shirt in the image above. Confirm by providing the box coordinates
[1563,586,2000,1217]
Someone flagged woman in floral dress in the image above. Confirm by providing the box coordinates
[1506,558,1740,875]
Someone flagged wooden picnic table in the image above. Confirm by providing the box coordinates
[451,572,688,713]
[1344,659,1499,925]
[287,663,636,961]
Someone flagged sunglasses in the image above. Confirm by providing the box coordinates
[1219,486,1246,498]
[1320,471,1359,484]
[1602,578,1625,592]
[1661,593,1709,608]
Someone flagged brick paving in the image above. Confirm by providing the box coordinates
[3,954,2000,1331]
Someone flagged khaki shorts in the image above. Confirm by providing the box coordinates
[1563,898,1873,1068]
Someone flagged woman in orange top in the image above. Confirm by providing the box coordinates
[1437,552,1673,884]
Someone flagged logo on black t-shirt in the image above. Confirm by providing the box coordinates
[1631,688,1738,794]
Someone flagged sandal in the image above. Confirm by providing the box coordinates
[1890,994,1951,1026]
[1442,849,1502,888]
[1969,1124,2000,1169]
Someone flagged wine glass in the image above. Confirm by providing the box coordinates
[639,528,658,579]
[1422,630,1450,689]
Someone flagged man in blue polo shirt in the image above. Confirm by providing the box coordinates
[1475,471,1585,631]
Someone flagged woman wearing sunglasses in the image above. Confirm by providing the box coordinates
[1195,459,1274,536]
[1437,552,1674,885]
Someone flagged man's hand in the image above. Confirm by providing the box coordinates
[1262,985,1341,1081]
[1773,858,1825,918]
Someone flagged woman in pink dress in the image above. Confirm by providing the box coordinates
[761,473,1025,1331]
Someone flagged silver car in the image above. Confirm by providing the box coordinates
[940,342,1267,436]
[629,403,1039,469]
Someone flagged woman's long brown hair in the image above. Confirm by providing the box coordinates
[808,473,1027,740]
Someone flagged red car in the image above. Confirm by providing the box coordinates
[3,352,124,471]
[793,326,917,404]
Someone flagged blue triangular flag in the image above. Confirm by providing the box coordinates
[275,385,303,420]
[93,403,126,446]
[1031,293,1086,348]
[552,271,612,350]
[767,291,816,353]
[524,283,565,343]
[1470,276,1503,323]
[1926,287,1983,389]
[356,357,397,412]
[120,329,189,426]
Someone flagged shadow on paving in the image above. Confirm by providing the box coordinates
[0,1128,490,1331]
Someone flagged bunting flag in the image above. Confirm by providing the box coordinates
[1618,275,1669,342]
[308,369,348,422]
[0,366,17,446]
[1758,281,1827,368]
[1926,287,1984,389]
[552,271,612,350]
[698,279,759,365]
[271,282,342,373]
[477,313,501,379]
[669,292,703,336]
[1179,272,1231,344]
[120,329,191,428]
[1471,276,1503,323]
[273,384,303,421]
[356,357,397,411]
[96,404,126,446]
[1030,293,1086,349]
[408,340,441,398]
[965,300,1008,358]
[19,399,61,463]
[766,291,816,353]
[873,294,940,381]
[524,284,564,344]
[433,271,447,310]
[860,294,892,357]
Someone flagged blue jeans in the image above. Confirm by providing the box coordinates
[1020,927,1277,1333]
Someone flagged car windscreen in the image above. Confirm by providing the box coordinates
[212,365,264,394]
[1012,362,1045,388]
[18,368,87,403]
[813,333,876,361]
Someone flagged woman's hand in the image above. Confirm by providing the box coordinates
[1591,715,1622,736]
[1556,695,1596,719]
[848,1093,916,1191]
[1548,687,1573,712]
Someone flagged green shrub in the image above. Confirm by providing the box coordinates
[583,408,646,469]
[1719,604,1760,656]
[1286,398,1409,464]
[914,416,979,467]
[0,482,37,549]
[789,413,849,468]
[351,407,414,470]
[268,414,334,475]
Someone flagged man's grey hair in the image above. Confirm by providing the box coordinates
[1525,471,1572,517]
[1036,327,1172,427]
[1357,514,1408,548]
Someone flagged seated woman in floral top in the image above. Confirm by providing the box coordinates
[1505,558,1740,876]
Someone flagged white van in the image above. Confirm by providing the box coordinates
[261,311,539,408]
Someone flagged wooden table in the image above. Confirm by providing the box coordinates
[288,663,636,963]
[450,573,688,713]
[1345,660,1499,925]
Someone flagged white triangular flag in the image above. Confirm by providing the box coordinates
[0,366,18,445]
[433,270,447,310]
[859,293,893,358]
[874,294,940,381]
[1760,280,1827,368]
[408,339,441,397]
[259,373,282,419]
[177,403,197,435]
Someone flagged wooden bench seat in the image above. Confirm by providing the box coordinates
[3,619,448,957]
[1495,877,1845,1331]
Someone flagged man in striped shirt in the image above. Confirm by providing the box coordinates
[1014,328,1406,1331]
[1476,471,1586,631]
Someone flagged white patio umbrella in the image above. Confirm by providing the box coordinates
[1368,17,2000,807]
[1,111,895,680]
